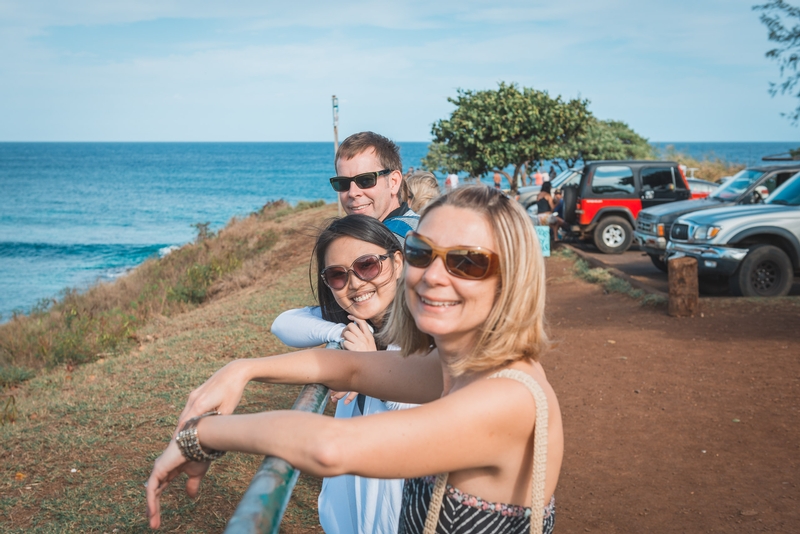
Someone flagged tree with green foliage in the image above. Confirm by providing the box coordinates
[555,119,655,169]
[754,0,800,124]
[425,82,591,191]
[420,141,462,176]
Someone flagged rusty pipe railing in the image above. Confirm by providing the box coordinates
[223,342,337,534]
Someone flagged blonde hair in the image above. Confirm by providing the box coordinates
[402,172,441,213]
[381,185,549,376]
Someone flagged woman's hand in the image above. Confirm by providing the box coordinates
[337,317,375,402]
[174,360,250,436]
[330,390,359,404]
[145,440,211,529]
[341,316,377,352]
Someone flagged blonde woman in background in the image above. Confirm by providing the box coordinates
[403,171,441,213]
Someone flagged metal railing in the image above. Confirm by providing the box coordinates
[223,342,336,534]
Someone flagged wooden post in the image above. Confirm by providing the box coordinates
[332,95,342,217]
[668,255,699,317]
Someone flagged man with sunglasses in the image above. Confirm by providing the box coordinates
[273,132,421,360]
[331,131,419,245]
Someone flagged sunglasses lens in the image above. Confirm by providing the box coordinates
[322,267,348,289]
[446,251,492,279]
[352,255,382,280]
[404,236,433,269]
[405,233,493,279]
[330,178,350,192]
[354,174,378,189]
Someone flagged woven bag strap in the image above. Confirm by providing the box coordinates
[421,369,549,534]
[489,369,549,534]
[421,472,449,534]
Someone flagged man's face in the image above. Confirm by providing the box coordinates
[336,149,402,221]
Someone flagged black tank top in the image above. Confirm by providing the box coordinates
[535,197,552,214]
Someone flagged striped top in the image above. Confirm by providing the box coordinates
[397,477,555,534]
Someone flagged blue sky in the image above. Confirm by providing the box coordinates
[0,0,797,142]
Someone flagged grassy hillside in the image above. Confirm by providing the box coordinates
[1,201,338,532]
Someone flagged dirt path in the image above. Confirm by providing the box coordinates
[543,254,800,532]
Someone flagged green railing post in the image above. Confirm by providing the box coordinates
[223,342,337,534]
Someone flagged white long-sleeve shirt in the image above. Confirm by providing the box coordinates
[271,306,346,347]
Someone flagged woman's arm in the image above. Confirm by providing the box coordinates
[202,381,529,477]
[147,375,545,528]
[270,307,346,348]
[176,348,443,429]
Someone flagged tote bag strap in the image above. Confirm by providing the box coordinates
[422,369,549,534]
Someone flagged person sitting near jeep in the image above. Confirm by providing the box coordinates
[534,181,555,224]
[550,189,569,240]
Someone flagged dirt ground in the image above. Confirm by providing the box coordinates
[543,252,800,533]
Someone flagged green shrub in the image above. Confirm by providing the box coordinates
[0,366,35,388]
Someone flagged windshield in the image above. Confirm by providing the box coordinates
[552,169,581,188]
[766,173,800,206]
[710,169,765,200]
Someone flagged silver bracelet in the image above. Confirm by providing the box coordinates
[176,411,226,462]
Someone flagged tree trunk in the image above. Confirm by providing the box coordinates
[668,255,698,317]
[521,161,530,186]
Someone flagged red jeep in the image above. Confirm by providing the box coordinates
[561,161,691,254]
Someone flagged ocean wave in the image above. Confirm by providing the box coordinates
[158,245,181,257]
[0,241,169,261]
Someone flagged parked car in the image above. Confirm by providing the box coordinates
[634,164,800,271]
[665,172,800,297]
[516,168,582,208]
[560,160,691,254]
[687,178,719,199]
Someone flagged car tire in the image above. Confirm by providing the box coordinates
[593,216,633,254]
[730,244,793,297]
[562,185,578,223]
[649,253,668,273]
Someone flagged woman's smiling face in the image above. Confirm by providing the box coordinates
[404,205,500,351]
[324,236,403,326]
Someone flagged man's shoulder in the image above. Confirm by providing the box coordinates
[383,209,419,246]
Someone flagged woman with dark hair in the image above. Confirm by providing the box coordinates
[146,186,563,534]
[271,214,412,534]
[272,215,403,351]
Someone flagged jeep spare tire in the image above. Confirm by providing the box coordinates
[562,185,578,223]
[730,244,793,297]
[593,216,633,254]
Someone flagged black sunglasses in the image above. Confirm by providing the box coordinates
[330,169,392,192]
[404,232,498,280]
[321,253,392,290]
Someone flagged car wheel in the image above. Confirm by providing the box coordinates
[593,216,633,254]
[649,253,668,273]
[730,244,793,297]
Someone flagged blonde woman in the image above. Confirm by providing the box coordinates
[402,171,441,213]
[146,185,563,534]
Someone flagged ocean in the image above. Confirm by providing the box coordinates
[1,141,797,320]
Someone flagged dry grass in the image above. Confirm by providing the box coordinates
[659,145,745,183]
[1,202,336,532]
[0,200,330,387]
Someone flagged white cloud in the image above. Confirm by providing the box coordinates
[0,0,795,141]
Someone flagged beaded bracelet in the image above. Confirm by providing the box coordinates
[176,411,227,462]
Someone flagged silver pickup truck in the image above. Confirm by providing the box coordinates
[666,173,800,297]
[635,164,800,272]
